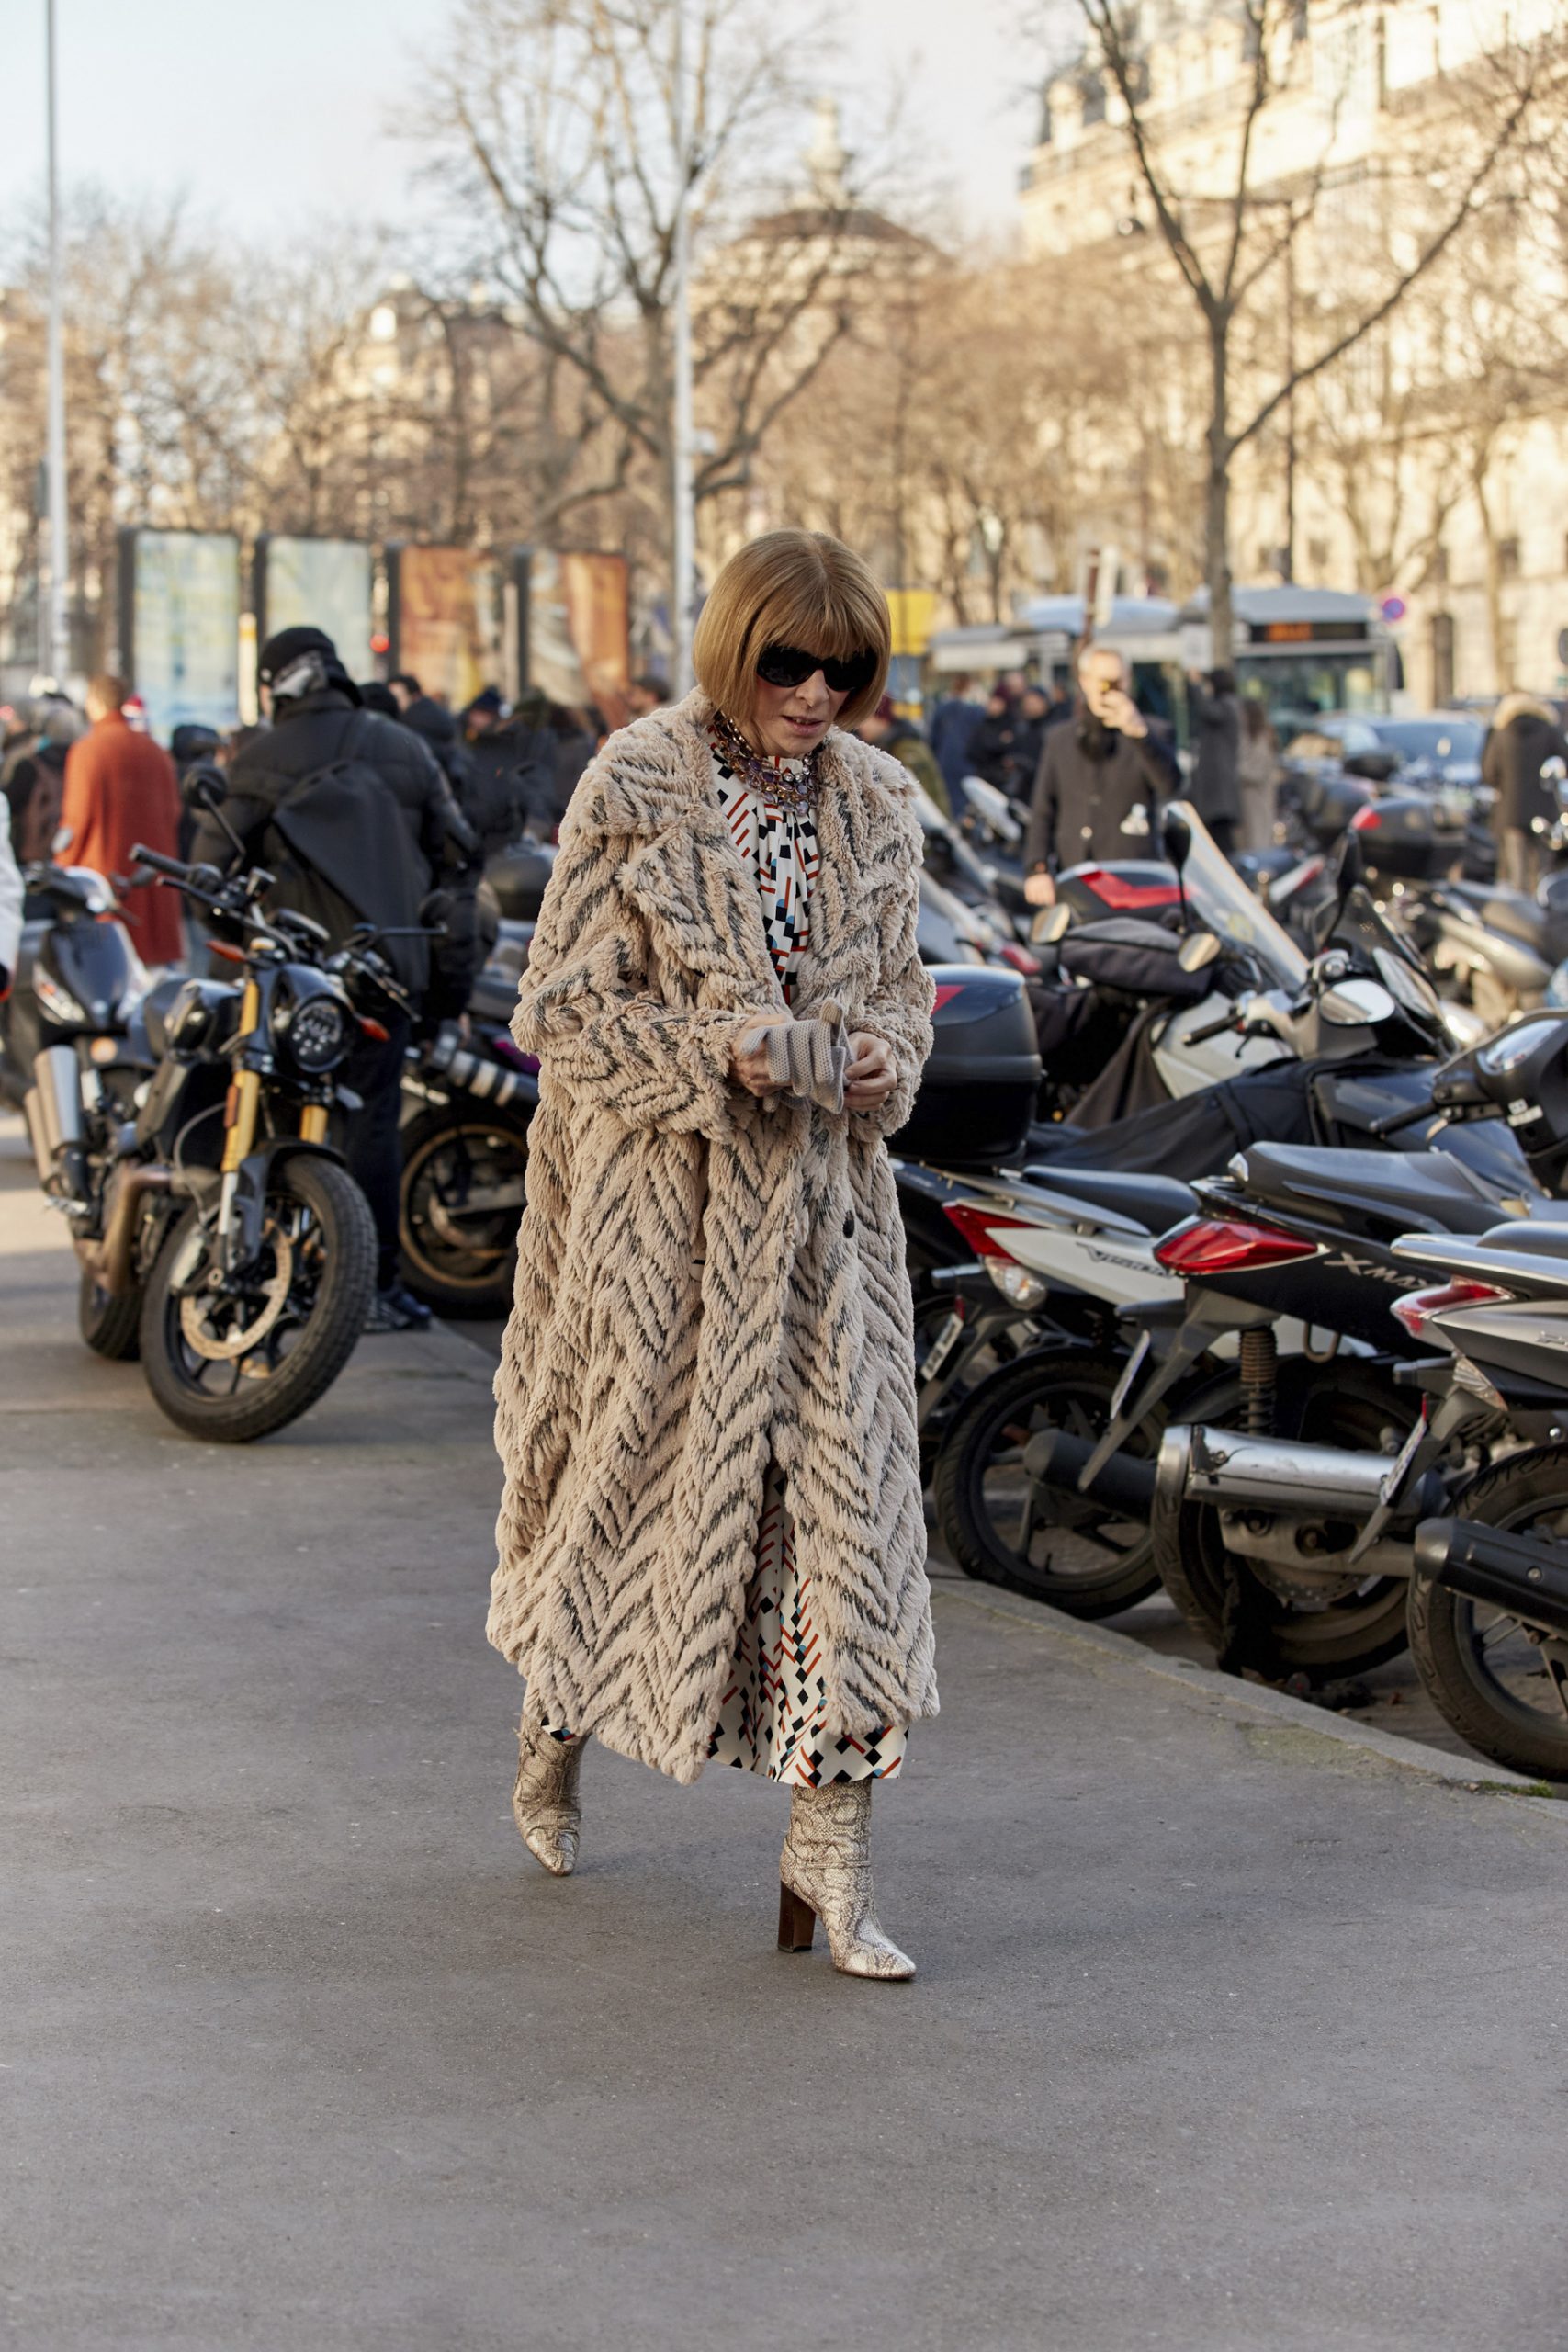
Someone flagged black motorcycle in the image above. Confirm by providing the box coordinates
[2,862,167,1351]
[39,845,384,1442]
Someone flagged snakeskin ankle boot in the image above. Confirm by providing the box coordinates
[777,1781,914,1980]
[512,1721,586,1877]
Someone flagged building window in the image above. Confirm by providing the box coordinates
[1431,545,1449,585]
[1499,537,1520,580]
[1307,536,1329,574]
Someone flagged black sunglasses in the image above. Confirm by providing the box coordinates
[756,641,879,695]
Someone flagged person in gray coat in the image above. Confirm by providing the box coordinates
[1186,667,1242,855]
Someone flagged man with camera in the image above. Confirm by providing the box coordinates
[1023,643,1179,905]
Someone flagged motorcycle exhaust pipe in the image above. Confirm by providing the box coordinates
[1415,1516,1568,1642]
[82,1164,172,1296]
[1156,1423,1430,1524]
[1021,1428,1158,1520]
[25,1045,87,1200]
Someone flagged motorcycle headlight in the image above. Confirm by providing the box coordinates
[986,1260,1049,1308]
[280,994,353,1073]
[35,969,86,1023]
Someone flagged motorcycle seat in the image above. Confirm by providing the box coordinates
[1476,1221,1568,1258]
[1237,1144,1508,1238]
[1020,1165,1196,1233]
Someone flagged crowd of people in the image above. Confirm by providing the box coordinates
[2,643,673,1334]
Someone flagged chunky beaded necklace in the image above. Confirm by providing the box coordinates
[708,707,823,814]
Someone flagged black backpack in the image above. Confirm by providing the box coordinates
[260,724,434,996]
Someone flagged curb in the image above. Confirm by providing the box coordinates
[933,1579,1559,1798]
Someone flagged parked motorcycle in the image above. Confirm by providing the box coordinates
[27,844,386,1441]
[926,965,1558,1655]
[397,936,538,1319]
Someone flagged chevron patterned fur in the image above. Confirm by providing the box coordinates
[490,690,939,1782]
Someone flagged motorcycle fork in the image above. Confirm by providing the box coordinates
[217,979,263,1255]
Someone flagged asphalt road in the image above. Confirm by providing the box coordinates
[5,1114,1567,2352]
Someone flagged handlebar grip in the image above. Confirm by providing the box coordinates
[1182,1012,1236,1046]
[129,843,187,878]
[1369,1102,1435,1138]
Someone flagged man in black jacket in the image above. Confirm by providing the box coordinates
[192,626,480,1333]
[1186,666,1242,856]
[1023,644,1179,902]
[1483,692,1568,892]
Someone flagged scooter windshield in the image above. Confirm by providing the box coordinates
[1166,800,1308,990]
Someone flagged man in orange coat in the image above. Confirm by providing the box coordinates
[58,673,185,967]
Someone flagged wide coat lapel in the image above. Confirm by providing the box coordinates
[613,695,786,1016]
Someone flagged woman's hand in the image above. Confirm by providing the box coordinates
[845,1031,897,1112]
[1024,869,1055,908]
[730,1016,792,1098]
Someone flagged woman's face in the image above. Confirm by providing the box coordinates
[748,663,848,761]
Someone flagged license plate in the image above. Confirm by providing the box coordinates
[922,1310,964,1383]
[1378,1408,1427,1507]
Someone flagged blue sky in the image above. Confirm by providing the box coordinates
[3,0,1034,246]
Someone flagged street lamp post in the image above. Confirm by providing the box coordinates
[671,0,695,696]
[44,0,70,687]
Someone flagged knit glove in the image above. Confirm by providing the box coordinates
[740,998,848,1113]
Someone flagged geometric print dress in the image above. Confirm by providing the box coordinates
[703,735,907,1788]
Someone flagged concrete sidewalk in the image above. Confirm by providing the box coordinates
[5,1117,1567,2352]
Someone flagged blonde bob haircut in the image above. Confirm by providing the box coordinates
[693,529,891,733]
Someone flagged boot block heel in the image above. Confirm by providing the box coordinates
[778,1881,817,1952]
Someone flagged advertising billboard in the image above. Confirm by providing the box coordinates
[254,537,373,679]
[388,546,504,711]
[521,549,630,729]
[118,529,240,743]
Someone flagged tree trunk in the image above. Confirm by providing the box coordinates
[1205,314,1234,674]
[1472,447,1511,693]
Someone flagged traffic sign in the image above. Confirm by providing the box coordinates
[1380,594,1407,624]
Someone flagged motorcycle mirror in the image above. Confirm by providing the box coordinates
[1338,828,1367,891]
[1032,903,1072,945]
[1177,930,1221,973]
[189,772,249,862]
[1161,809,1192,876]
[1320,978,1397,1027]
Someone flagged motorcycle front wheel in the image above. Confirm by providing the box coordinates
[139,1157,376,1442]
[1408,1447,1568,1780]
[399,1104,531,1317]
[931,1349,1165,1617]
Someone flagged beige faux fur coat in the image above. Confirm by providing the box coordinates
[490,691,939,1782]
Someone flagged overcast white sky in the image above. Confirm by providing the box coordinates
[2,0,1037,247]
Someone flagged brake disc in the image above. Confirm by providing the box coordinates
[179,1231,295,1361]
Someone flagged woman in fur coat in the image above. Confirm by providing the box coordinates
[491,529,938,1979]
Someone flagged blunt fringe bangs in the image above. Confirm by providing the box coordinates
[694,529,891,731]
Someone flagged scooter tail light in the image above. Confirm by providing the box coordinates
[1390,1279,1507,1342]
[942,1201,1036,1262]
[1350,803,1381,831]
[1154,1217,1319,1275]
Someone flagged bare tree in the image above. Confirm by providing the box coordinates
[1072,0,1543,658]
[410,0,893,593]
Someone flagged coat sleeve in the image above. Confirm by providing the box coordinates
[851,846,936,1139]
[511,815,752,1139]
[56,740,93,862]
[1023,734,1056,872]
